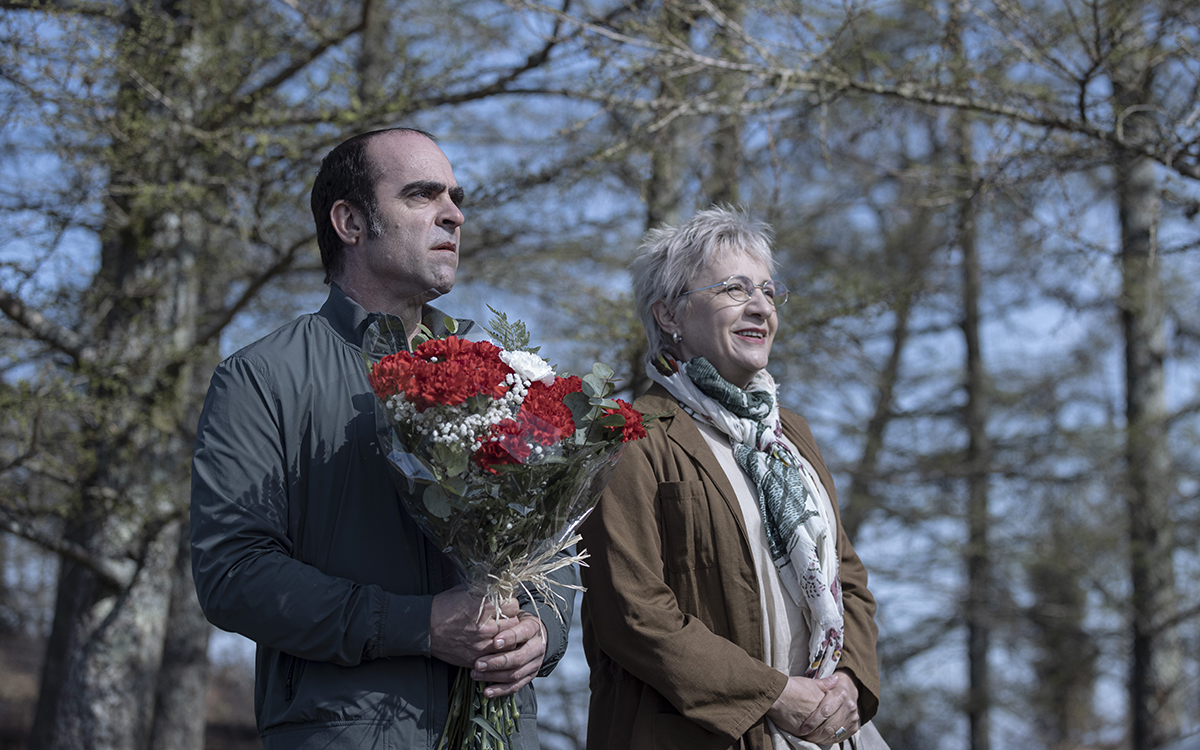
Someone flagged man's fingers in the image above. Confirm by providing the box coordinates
[477,625,546,673]
[472,649,544,695]
[472,614,546,691]
[475,597,520,625]
[492,612,542,650]
[477,671,535,698]
[498,598,521,618]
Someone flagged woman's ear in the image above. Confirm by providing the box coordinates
[652,299,679,341]
[331,199,363,247]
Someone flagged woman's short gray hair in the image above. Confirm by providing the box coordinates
[631,205,777,359]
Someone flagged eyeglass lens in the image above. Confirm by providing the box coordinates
[726,276,788,306]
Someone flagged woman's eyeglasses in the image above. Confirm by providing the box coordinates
[679,275,789,307]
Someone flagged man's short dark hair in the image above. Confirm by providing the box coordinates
[310,127,436,283]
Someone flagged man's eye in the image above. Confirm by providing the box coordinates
[726,282,749,295]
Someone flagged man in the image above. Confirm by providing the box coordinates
[191,128,570,749]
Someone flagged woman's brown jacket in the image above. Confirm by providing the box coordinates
[580,384,880,750]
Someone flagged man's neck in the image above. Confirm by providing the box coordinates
[334,275,428,346]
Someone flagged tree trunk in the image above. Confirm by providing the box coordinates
[29,518,180,750]
[28,3,211,748]
[635,0,695,398]
[27,518,98,750]
[0,531,14,634]
[1117,141,1182,750]
[645,0,693,231]
[961,196,991,750]
[1029,512,1098,749]
[358,0,392,105]
[1107,14,1183,743]
[28,224,202,749]
[147,518,211,750]
[703,0,742,207]
[951,14,991,741]
[646,114,686,231]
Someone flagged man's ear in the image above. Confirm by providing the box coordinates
[651,299,679,340]
[331,199,363,247]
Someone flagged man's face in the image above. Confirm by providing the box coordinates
[355,132,465,305]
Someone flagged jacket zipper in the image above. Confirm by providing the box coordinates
[284,655,298,701]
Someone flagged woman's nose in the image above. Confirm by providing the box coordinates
[744,287,775,316]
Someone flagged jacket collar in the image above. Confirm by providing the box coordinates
[638,381,839,549]
[318,282,474,353]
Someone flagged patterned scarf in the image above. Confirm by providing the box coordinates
[648,355,844,678]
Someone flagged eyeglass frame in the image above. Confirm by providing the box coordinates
[678,274,789,307]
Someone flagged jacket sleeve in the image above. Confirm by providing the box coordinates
[833,515,880,723]
[580,434,787,743]
[190,355,434,666]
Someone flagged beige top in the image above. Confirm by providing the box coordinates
[696,420,839,750]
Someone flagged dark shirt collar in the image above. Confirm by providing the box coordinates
[318,282,474,356]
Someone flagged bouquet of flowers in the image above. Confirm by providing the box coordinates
[366,311,651,750]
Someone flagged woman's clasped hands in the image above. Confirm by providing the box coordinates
[767,670,861,745]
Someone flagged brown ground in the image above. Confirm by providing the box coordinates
[0,633,260,750]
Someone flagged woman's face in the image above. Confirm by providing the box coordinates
[668,251,778,389]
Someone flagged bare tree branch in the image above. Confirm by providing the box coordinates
[514,0,1200,180]
[192,233,313,350]
[218,20,367,127]
[0,511,133,590]
[1153,600,1200,636]
[0,406,41,475]
[0,288,94,364]
[0,0,118,18]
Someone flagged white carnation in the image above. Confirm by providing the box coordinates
[499,350,555,386]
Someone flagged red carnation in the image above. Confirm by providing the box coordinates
[369,336,513,412]
[473,419,532,474]
[603,399,647,442]
[369,353,415,401]
[517,376,581,444]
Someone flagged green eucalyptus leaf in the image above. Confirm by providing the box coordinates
[423,484,452,520]
[590,397,620,409]
[411,322,435,347]
[592,362,614,380]
[595,414,626,428]
[563,391,592,424]
[445,450,470,478]
[581,373,606,397]
[442,474,469,497]
[427,443,471,479]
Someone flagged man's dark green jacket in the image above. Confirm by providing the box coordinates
[191,284,572,749]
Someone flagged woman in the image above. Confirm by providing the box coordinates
[580,207,883,750]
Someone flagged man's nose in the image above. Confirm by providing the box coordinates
[439,196,464,229]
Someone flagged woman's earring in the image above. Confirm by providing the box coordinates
[671,332,682,344]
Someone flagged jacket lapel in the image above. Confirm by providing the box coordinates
[644,384,753,552]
